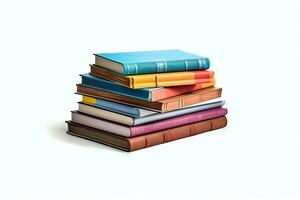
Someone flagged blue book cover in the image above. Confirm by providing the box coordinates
[81,73,157,101]
[82,97,157,118]
[94,49,210,75]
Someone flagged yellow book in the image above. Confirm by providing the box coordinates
[90,65,214,89]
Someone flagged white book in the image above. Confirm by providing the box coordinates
[77,99,225,126]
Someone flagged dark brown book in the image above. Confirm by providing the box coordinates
[76,84,222,112]
[66,116,227,152]
[91,64,130,86]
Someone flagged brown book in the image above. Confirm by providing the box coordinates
[66,116,227,152]
[76,84,222,112]
[91,65,130,87]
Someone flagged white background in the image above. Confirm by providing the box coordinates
[0,0,299,199]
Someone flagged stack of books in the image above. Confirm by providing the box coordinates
[66,50,228,151]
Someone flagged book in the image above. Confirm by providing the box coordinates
[82,95,224,118]
[77,84,222,112]
[80,73,215,101]
[94,49,210,75]
[66,116,227,151]
[71,108,227,137]
[79,99,225,126]
[82,96,156,118]
[90,64,215,89]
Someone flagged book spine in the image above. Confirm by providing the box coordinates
[130,71,214,89]
[151,80,215,101]
[130,108,227,136]
[162,88,222,112]
[129,116,227,151]
[129,76,157,88]
[123,58,210,75]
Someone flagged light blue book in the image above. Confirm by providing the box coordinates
[81,97,157,118]
[78,99,225,126]
[94,49,210,75]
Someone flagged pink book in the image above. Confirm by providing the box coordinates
[71,108,227,137]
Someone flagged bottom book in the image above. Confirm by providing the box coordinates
[66,116,227,152]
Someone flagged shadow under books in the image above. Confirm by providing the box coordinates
[45,121,121,152]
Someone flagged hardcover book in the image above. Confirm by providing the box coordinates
[66,116,227,151]
[76,85,222,112]
[81,73,215,101]
[94,49,210,75]
[90,64,215,89]
[82,96,156,118]
[71,107,227,137]
[79,99,225,126]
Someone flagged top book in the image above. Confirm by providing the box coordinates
[94,49,210,75]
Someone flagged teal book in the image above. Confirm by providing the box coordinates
[94,49,210,75]
[81,73,156,101]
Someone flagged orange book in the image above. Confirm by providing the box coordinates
[91,65,214,89]
[151,81,215,101]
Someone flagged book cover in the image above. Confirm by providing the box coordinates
[81,73,151,101]
[76,84,222,112]
[71,108,227,137]
[82,96,156,118]
[66,116,227,151]
[79,99,225,126]
[91,65,215,89]
[81,73,215,102]
[94,49,210,75]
